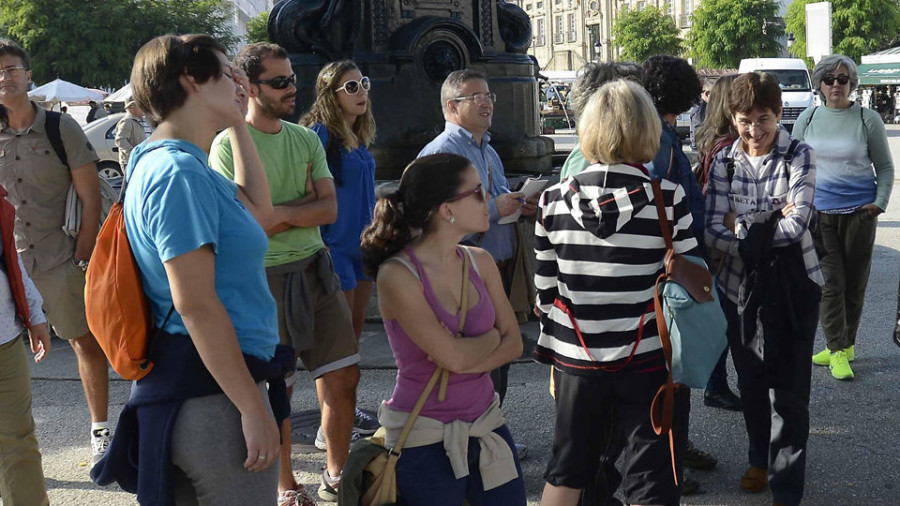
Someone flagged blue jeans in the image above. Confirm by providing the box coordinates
[396,424,526,506]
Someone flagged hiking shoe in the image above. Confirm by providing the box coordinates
[279,486,317,506]
[353,408,380,435]
[91,427,111,465]
[829,349,854,380]
[740,465,768,492]
[847,344,855,361]
[318,469,339,502]
[682,471,701,495]
[684,440,717,470]
[314,426,361,451]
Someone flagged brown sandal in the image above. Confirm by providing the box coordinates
[740,465,768,492]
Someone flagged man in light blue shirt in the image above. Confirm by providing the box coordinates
[418,68,535,458]
[418,69,533,264]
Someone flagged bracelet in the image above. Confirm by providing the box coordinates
[73,259,89,271]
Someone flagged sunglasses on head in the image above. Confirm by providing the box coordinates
[823,74,850,86]
[445,184,487,203]
[335,76,371,95]
[252,73,296,90]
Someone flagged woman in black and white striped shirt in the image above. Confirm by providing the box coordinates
[535,80,699,506]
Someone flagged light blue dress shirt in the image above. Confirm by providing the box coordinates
[418,122,516,262]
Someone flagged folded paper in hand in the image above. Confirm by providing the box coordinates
[498,177,550,225]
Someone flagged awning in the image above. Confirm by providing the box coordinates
[858,63,900,85]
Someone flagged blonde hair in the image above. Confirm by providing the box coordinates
[300,60,376,151]
[578,80,660,165]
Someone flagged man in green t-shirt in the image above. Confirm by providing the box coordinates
[210,42,370,503]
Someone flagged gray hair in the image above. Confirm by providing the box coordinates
[569,62,644,121]
[440,69,488,119]
[811,54,859,102]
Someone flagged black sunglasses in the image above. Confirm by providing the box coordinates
[252,73,296,90]
[823,74,850,86]
[445,184,487,203]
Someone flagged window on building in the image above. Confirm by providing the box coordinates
[683,0,692,14]
[556,15,564,43]
[638,1,646,10]
[537,18,546,46]
[537,1,543,8]
[526,3,532,10]
[568,13,576,42]
[667,1,674,17]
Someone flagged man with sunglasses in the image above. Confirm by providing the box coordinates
[418,68,536,459]
[0,39,111,470]
[211,42,361,505]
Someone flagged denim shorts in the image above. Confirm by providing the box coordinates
[395,424,526,506]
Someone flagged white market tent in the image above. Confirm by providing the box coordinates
[104,83,132,104]
[27,79,105,104]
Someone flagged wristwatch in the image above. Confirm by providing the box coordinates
[73,259,89,272]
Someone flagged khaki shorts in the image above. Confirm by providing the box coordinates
[29,259,89,340]
[267,267,360,380]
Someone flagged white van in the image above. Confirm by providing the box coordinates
[738,58,815,132]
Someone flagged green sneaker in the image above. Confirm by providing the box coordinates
[829,349,854,380]
[814,345,855,366]
[812,348,830,366]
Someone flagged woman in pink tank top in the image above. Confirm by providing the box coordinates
[360,153,526,505]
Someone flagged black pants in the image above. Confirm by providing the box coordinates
[723,298,816,506]
[545,354,689,506]
[493,259,515,404]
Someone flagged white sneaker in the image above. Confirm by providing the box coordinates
[91,427,111,465]
[314,426,360,451]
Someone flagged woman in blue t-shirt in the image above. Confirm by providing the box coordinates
[110,34,282,504]
[301,60,377,340]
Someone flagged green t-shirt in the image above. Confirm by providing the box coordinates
[559,144,591,179]
[210,122,331,267]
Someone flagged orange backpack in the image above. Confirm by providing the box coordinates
[85,181,173,380]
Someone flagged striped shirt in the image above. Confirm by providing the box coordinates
[704,127,824,304]
[533,163,698,374]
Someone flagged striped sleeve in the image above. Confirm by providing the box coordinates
[773,144,816,247]
[534,190,559,315]
[670,184,699,256]
[705,150,737,254]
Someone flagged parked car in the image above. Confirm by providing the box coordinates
[82,112,152,180]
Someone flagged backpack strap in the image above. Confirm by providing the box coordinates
[805,106,818,126]
[783,139,800,172]
[44,111,69,168]
[724,143,736,185]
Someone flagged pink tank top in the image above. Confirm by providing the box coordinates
[383,246,497,423]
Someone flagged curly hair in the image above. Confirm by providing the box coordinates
[300,60,376,186]
[360,154,470,277]
[696,75,738,162]
[642,55,702,116]
[568,61,644,121]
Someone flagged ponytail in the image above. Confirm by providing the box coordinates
[361,191,411,276]
[360,153,472,277]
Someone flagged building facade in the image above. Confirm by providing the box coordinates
[226,0,277,48]
[512,0,699,71]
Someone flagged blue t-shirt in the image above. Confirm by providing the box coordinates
[311,123,376,256]
[123,140,278,361]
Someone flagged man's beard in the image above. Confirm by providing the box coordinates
[257,92,295,118]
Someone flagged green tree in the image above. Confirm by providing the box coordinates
[246,11,270,44]
[611,5,683,62]
[0,0,236,89]
[687,0,784,68]
[785,0,900,64]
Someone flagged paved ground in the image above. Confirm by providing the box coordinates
[23,128,900,505]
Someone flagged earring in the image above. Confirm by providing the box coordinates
[449,216,456,224]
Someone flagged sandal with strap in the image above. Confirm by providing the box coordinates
[279,485,317,506]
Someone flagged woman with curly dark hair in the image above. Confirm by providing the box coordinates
[642,55,718,482]
[360,153,525,505]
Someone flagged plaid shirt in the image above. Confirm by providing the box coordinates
[705,128,824,303]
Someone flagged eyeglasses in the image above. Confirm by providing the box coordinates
[823,74,850,86]
[335,76,371,95]
[0,66,27,78]
[735,116,777,130]
[252,73,296,90]
[445,184,487,203]
[452,92,497,105]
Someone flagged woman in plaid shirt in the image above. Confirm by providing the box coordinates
[704,72,824,506]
